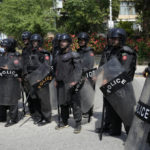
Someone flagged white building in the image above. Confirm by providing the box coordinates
[118,0,137,22]
[0,33,7,41]
[117,0,141,31]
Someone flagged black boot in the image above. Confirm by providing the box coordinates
[5,120,17,127]
[5,105,18,127]
[32,112,42,125]
[33,117,41,125]
[38,119,51,126]
[55,121,69,130]
[74,122,82,134]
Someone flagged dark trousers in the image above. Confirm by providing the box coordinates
[60,93,82,125]
[27,85,51,122]
[104,98,122,133]
[28,96,42,120]
[0,106,7,121]
[0,105,18,122]
[36,85,51,122]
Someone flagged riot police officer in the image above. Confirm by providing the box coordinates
[21,31,36,120]
[24,34,52,126]
[55,33,82,134]
[77,32,95,121]
[0,39,7,122]
[50,34,62,110]
[22,31,32,48]
[99,28,116,66]
[21,31,32,70]
[0,38,22,127]
[52,33,61,59]
[98,28,137,136]
[96,28,116,133]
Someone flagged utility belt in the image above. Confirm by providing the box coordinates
[0,69,22,78]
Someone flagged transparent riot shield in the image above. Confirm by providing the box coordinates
[96,56,136,128]
[71,68,97,113]
[0,55,22,105]
[80,68,97,113]
[124,76,150,150]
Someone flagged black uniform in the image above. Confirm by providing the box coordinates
[21,31,38,120]
[52,33,61,59]
[0,106,7,122]
[0,38,22,127]
[24,47,52,124]
[0,52,22,126]
[55,50,82,125]
[77,47,94,71]
[100,45,136,135]
[0,51,7,122]
[22,44,37,118]
[99,46,113,132]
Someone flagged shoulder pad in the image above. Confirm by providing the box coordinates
[85,47,94,52]
[71,52,80,59]
[40,49,50,55]
[62,52,72,61]
[122,46,136,54]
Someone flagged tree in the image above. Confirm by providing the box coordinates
[134,0,150,37]
[57,0,119,34]
[116,21,134,37]
[0,0,57,40]
[98,0,120,20]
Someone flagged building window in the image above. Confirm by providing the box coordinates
[119,1,136,15]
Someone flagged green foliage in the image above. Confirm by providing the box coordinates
[58,0,119,34]
[134,0,150,37]
[0,0,57,39]
[116,21,134,36]
[98,0,120,20]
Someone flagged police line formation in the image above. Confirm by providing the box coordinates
[0,28,150,149]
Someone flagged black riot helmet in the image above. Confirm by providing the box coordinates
[78,32,89,43]
[22,31,31,41]
[30,34,43,47]
[0,39,11,48]
[59,33,72,51]
[0,38,16,52]
[107,28,116,40]
[111,28,127,46]
[60,33,72,44]
[107,28,116,46]
[53,33,62,48]
[54,33,62,41]
[9,38,17,48]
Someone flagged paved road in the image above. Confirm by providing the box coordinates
[0,75,145,150]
